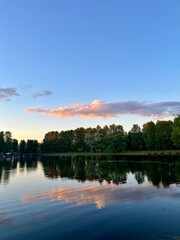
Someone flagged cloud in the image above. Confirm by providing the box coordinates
[18,84,32,90]
[25,100,180,119]
[0,88,20,101]
[32,90,53,98]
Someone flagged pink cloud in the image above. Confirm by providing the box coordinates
[24,100,180,118]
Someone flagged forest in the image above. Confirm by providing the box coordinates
[1,116,180,154]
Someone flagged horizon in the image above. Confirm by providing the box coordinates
[2,116,176,143]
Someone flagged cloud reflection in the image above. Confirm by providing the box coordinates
[22,182,180,209]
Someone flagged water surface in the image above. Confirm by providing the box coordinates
[1,156,180,239]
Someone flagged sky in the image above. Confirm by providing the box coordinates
[1,0,180,142]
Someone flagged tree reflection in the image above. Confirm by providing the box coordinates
[41,155,180,187]
[1,156,180,187]
[0,160,17,185]
[0,158,38,185]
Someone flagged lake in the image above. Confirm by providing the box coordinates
[1,155,180,239]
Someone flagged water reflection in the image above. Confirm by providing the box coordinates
[0,160,17,185]
[0,158,38,185]
[14,156,180,210]
[0,212,13,227]
[1,156,180,240]
[21,181,180,210]
[41,155,180,187]
[0,156,180,188]
[22,183,117,209]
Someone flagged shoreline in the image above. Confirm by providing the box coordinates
[42,150,180,157]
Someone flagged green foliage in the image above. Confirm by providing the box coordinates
[0,131,4,153]
[97,125,127,152]
[143,121,157,150]
[128,124,145,151]
[26,140,38,153]
[143,120,174,150]
[59,130,74,152]
[172,116,180,148]
[12,139,18,152]
[4,131,12,152]
[1,116,180,154]
[19,140,26,154]
[74,128,88,152]
[0,131,18,153]
[41,131,59,153]
[156,120,173,150]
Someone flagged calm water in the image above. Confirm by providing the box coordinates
[1,155,180,240]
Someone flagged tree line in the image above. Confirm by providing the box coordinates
[41,116,180,153]
[1,116,180,154]
[0,131,38,154]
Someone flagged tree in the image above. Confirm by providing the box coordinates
[41,131,59,153]
[143,121,156,150]
[0,131,4,153]
[85,128,98,152]
[109,124,124,135]
[172,116,180,148]
[156,120,173,150]
[12,139,18,153]
[59,130,74,152]
[4,131,12,152]
[26,140,38,153]
[19,140,26,154]
[74,128,87,152]
[128,124,145,151]
[98,125,127,152]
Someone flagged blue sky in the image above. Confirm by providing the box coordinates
[1,0,180,141]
